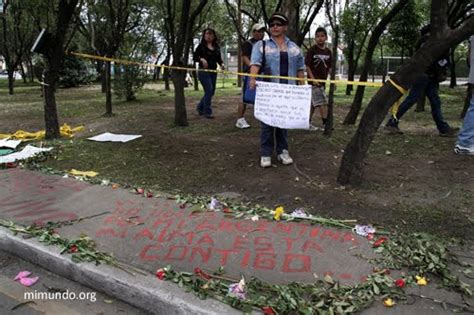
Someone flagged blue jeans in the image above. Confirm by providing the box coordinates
[197,72,217,116]
[386,75,450,133]
[260,122,288,157]
[457,93,474,147]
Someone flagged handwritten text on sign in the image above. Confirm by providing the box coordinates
[254,81,311,129]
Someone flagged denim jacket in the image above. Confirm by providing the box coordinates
[250,36,305,85]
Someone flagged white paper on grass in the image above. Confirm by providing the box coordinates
[0,139,21,149]
[0,145,52,163]
[254,81,312,129]
[87,132,142,143]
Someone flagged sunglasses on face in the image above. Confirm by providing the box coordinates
[269,23,284,28]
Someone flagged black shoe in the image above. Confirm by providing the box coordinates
[439,127,459,137]
[196,109,204,116]
[384,125,403,134]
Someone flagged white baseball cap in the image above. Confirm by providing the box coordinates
[251,23,266,32]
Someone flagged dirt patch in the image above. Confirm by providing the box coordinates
[1,84,473,240]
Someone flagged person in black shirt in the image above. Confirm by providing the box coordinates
[193,28,224,119]
[236,23,265,129]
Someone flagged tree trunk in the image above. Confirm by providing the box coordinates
[20,64,27,83]
[7,69,14,95]
[28,58,35,82]
[337,12,474,185]
[343,0,409,125]
[449,48,457,88]
[324,24,339,136]
[104,60,113,116]
[172,69,188,126]
[414,91,426,112]
[42,70,60,139]
[101,66,107,93]
[193,70,199,91]
[337,83,403,185]
[345,48,355,95]
[281,0,299,43]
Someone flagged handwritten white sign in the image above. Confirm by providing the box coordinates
[254,81,311,129]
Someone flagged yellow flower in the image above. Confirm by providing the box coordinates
[274,206,284,221]
[415,275,428,286]
[383,298,395,307]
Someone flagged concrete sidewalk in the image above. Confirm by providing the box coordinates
[0,168,472,314]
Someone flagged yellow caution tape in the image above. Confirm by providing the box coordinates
[69,51,383,88]
[69,169,99,177]
[388,78,408,119]
[0,124,84,140]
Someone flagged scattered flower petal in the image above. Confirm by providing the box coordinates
[136,188,144,194]
[383,298,395,307]
[290,208,309,218]
[14,271,32,281]
[395,278,405,288]
[373,236,388,248]
[416,275,428,286]
[251,214,259,222]
[274,206,284,221]
[19,276,39,287]
[354,224,376,237]
[228,277,246,300]
[194,267,211,280]
[262,306,276,315]
[155,269,166,280]
[208,197,222,211]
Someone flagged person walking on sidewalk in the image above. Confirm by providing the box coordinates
[193,28,224,119]
[454,35,474,155]
[305,27,332,131]
[236,23,265,129]
[385,26,458,137]
[248,13,305,168]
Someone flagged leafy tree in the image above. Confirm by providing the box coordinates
[343,0,409,125]
[0,0,37,94]
[340,0,381,95]
[78,0,146,116]
[338,0,473,185]
[387,0,424,61]
[162,0,209,126]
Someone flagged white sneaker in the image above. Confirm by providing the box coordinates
[277,150,293,165]
[454,144,474,155]
[309,124,319,131]
[236,118,251,129]
[260,156,272,168]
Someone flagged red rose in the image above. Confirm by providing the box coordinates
[262,306,275,315]
[366,233,374,240]
[136,188,144,194]
[6,162,17,168]
[395,279,405,288]
[194,267,210,280]
[373,237,388,248]
[69,245,78,253]
[223,208,232,213]
[155,270,166,280]
[179,204,186,209]
[146,192,153,198]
